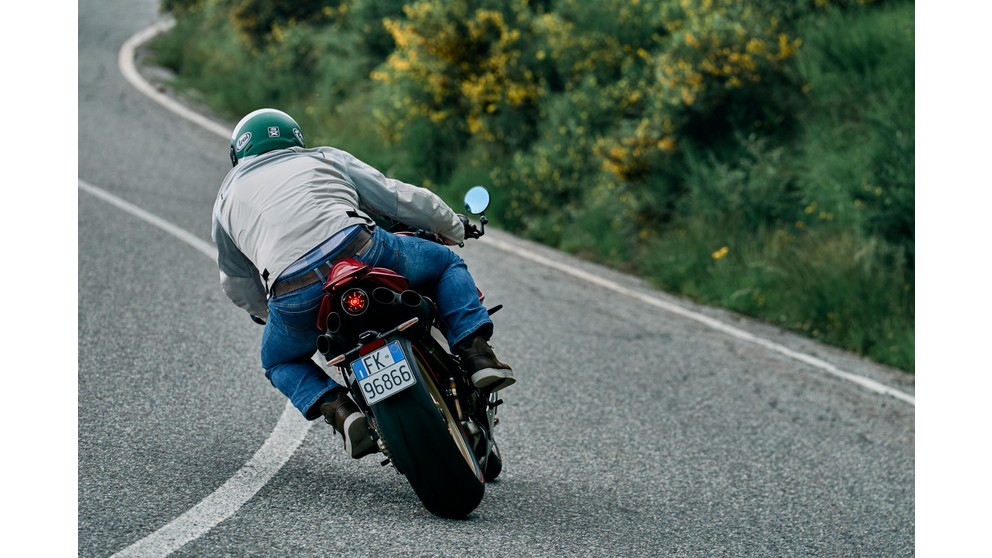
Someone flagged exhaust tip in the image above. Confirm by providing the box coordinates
[372,287,398,305]
[400,289,423,307]
[316,334,332,355]
[325,311,341,333]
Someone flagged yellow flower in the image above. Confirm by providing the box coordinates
[712,246,729,260]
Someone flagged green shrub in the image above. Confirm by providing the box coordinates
[796,1,914,260]
[228,0,342,46]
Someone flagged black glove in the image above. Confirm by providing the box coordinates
[250,314,267,326]
[458,214,480,239]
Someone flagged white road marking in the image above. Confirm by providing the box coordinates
[111,406,309,558]
[481,235,915,405]
[78,179,214,259]
[118,18,229,140]
[79,178,314,557]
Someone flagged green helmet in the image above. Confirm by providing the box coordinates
[229,108,305,166]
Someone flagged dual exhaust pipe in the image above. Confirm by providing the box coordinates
[374,287,425,311]
[317,287,429,357]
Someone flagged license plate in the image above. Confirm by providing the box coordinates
[351,341,416,405]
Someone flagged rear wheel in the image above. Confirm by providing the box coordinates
[372,352,485,518]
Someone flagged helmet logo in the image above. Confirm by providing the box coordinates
[235,131,252,151]
[293,128,304,144]
[267,126,281,138]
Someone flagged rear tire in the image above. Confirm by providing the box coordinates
[372,353,485,518]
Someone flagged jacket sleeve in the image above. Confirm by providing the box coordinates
[341,150,465,244]
[212,215,270,319]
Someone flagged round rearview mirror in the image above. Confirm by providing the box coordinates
[464,185,491,215]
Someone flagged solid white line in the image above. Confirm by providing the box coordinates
[110,404,309,558]
[78,178,314,557]
[118,17,229,140]
[78,179,214,259]
[480,236,915,406]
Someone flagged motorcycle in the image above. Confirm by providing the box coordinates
[314,186,504,518]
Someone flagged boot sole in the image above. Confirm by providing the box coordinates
[343,413,378,459]
[471,368,516,392]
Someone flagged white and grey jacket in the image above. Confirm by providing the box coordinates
[211,146,465,319]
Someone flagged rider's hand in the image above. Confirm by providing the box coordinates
[457,214,479,239]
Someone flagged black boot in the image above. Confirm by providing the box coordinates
[317,388,378,459]
[455,334,515,392]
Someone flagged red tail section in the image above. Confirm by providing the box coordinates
[316,258,410,330]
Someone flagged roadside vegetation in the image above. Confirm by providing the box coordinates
[152,0,914,371]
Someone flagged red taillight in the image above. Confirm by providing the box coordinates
[329,337,386,366]
[341,288,369,315]
[358,338,386,356]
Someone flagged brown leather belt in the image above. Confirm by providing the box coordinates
[269,228,374,298]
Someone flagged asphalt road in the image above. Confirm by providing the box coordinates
[77,1,915,556]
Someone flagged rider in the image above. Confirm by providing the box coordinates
[211,108,514,459]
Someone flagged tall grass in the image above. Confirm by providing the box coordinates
[633,2,914,370]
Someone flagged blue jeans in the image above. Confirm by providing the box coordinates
[260,226,492,419]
